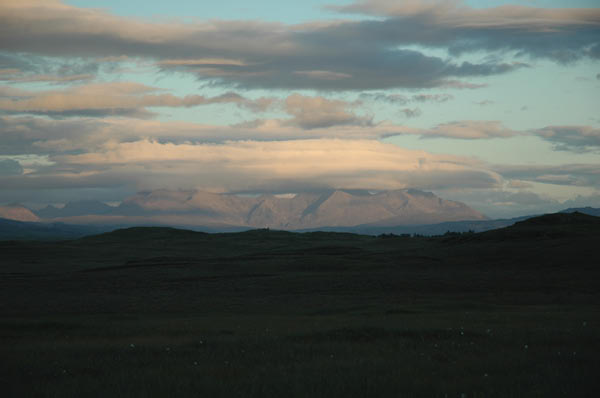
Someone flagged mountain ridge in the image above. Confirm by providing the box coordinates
[2,208,600,241]
[0,204,39,222]
[29,189,487,229]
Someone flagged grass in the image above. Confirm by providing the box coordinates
[2,310,597,397]
[1,214,599,397]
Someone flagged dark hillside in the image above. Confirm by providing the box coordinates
[473,211,600,240]
[1,212,599,397]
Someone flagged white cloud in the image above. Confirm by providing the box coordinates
[43,138,501,193]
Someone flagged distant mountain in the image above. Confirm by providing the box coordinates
[560,207,600,217]
[0,205,39,222]
[0,218,112,240]
[36,200,115,218]
[32,189,487,229]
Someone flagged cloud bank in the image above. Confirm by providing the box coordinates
[3,0,596,90]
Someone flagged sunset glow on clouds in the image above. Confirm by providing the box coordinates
[0,0,599,217]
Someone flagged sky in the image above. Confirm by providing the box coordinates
[0,0,599,218]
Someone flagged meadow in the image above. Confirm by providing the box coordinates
[1,213,599,397]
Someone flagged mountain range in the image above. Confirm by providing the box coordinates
[25,189,488,230]
[2,190,599,240]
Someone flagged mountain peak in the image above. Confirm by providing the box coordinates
[0,205,39,222]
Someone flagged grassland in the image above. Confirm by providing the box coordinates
[1,213,599,397]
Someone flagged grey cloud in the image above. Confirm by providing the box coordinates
[533,126,600,152]
[420,121,517,139]
[361,92,453,104]
[0,114,398,157]
[496,164,600,187]
[329,1,600,64]
[0,52,100,84]
[0,2,542,90]
[0,82,275,118]
[474,100,494,106]
[506,179,533,189]
[3,108,156,119]
[562,193,600,209]
[173,48,526,90]
[0,115,526,159]
[0,116,107,155]
[359,93,409,105]
[400,108,422,118]
[411,94,453,103]
[0,159,23,176]
[282,94,372,129]
[597,73,600,80]
[440,81,487,90]
[1,73,94,84]
[0,53,45,74]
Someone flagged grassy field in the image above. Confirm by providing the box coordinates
[1,213,599,397]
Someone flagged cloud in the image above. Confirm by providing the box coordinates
[400,108,422,118]
[496,163,600,187]
[0,0,542,90]
[361,92,453,104]
[157,58,248,67]
[411,94,453,103]
[0,135,501,199]
[20,138,499,194]
[282,94,372,129]
[0,72,94,84]
[0,82,275,117]
[421,121,517,139]
[360,93,409,105]
[1,115,529,159]
[329,0,600,63]
[562,193,600,209]
[506,179,533,189]
[293,70,353,80]
[440,81,487,90]
[0,115,412,156]
[0,52,101,84]
[439,188,562,218]
[474,100,494,106]
[533,125,600,152]
[0,159,23,176]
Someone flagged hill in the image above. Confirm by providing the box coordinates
[0,218,112,240]
[1,211,599,397]
[560,206,600,217]
[474,211,600,240]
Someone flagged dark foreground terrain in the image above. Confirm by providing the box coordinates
[1,212,599,397]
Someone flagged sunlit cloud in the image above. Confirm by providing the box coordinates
[0,82,275,117]
[0,0,598,218]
